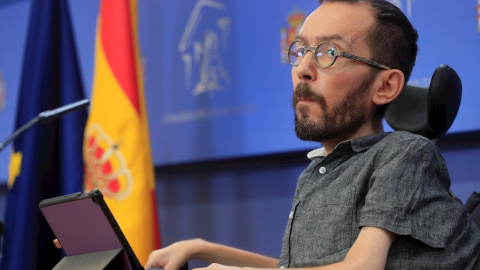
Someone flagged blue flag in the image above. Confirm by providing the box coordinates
[0,0,87,269]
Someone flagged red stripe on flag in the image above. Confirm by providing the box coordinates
[100,0,140,114]
[151,190,161,249]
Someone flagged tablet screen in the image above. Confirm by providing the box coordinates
[39,189,143,270]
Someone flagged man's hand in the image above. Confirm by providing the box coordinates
[146,239,278,270]
[146,239,201,270]
[53,239,62,249]
[189,227,394,270]
[194,263,241,270]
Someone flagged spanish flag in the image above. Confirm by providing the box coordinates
[83,0,160,264]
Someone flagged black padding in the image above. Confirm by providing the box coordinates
[465,192,480,229]
[465,192,480,213]
[385,64,462,140]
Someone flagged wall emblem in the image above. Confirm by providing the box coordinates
[280,8,306,64]
[477,0,480,32]
[178,0,231,96]
[84,124,133,201]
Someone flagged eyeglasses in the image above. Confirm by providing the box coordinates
[287,40,391,70]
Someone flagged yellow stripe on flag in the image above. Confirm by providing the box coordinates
[83,0,160,265]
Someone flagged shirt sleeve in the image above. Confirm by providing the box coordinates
[358,134,467,249]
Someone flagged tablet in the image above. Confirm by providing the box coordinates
[39,188,144,270]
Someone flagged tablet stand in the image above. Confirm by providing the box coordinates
[52,248,130,270]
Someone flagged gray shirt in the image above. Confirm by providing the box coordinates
[278,131,480,269]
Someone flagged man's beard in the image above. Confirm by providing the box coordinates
[292,72,376,143]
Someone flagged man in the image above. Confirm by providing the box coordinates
[146,0,480,269]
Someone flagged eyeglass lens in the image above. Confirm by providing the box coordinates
[288,41,336,68]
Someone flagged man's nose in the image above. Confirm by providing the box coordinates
[294,50,317,82]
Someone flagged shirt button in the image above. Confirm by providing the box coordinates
[319,166,327,174]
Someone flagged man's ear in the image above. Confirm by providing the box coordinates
[372,69,405,106]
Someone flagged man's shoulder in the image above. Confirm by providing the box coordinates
[382,131,433,146]
[367,131,438,159]
[348,131,433,155]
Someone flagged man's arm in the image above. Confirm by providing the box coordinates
[323,226,396,270]
[196,226,395,270]
[145,238,279,270]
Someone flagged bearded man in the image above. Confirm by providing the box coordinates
[146,1,480,269]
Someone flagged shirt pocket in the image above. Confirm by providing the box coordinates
[290,186,355,261]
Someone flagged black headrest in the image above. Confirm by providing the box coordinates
[465,192,480,229]
[385,64,462,140]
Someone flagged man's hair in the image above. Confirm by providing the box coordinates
[319,0,419,119]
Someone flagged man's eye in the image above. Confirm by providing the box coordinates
[296,48,305,57]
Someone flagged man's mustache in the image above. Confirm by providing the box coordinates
[292,82,327,109]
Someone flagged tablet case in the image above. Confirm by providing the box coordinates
[39,189,144,270]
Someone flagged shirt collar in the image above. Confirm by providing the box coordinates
[307,132,390,160]
[307,148,327,159]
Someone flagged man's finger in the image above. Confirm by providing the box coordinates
[53,239,62,249]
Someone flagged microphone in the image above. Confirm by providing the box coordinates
[37,99,89,124]
[0,99,90,153]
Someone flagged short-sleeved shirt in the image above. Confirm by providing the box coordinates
[278,131,480,269]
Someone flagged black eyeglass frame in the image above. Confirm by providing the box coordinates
[287,40,391,70]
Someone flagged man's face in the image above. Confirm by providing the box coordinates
[292,2,378,143]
